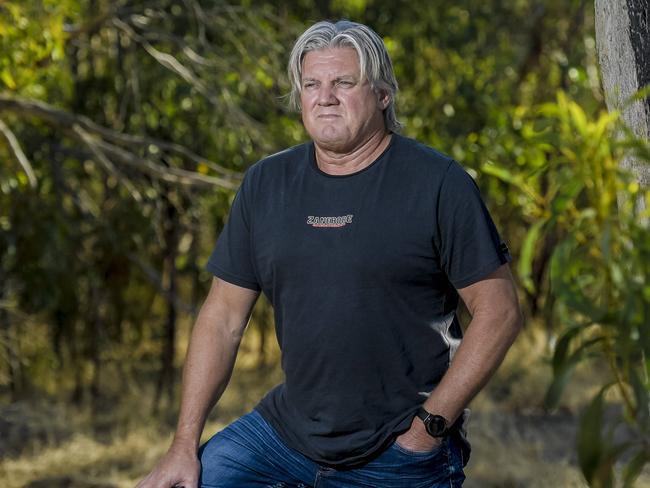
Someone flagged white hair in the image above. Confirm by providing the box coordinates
[287,20,402,133]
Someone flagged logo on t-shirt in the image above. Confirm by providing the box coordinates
[306,215,354,228]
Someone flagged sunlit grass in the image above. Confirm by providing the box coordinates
[1,428,162,488]
[2,322,650,487]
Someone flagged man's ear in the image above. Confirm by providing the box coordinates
[377,90,390,109]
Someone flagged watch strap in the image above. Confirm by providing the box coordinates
[416,407,449,437]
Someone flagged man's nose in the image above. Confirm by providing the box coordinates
[317,85,338,105]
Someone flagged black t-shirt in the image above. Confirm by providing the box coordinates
[207,134,510,467]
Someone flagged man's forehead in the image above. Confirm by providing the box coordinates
[301,47,361,75]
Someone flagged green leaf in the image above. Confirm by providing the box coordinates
[545,335,604,409]
[1,69,16,89]
[623,450,649,488]
[577,387,607,484]
[592,111,618,143]
[550,178,583,214]
[544,361,577,410]
[551,325,587,374]
[518,219,546,293]
[480,162,542,204]
[568,99,589,137]
[629,368,650,430]
[480,162,518,185]
[596,442,632,488]
[549,239,611,323]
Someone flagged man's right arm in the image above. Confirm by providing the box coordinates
[136,277,260,488]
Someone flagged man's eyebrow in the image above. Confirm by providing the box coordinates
[301,75,358,81]
[301,77,321,85]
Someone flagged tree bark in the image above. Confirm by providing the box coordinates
[595,0,650,201]
[0,278,22,398]
[153,190,179,413]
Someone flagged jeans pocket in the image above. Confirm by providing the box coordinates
[391,437,446,459]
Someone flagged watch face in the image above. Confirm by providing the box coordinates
[425,415,448,437]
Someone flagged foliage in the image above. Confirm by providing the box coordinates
[484,92,650,486]
[0,0,304,409]
[1,1,649,486]
[0,0,75,97]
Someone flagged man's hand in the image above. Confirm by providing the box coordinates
[136,442,200,488]
[394,417,442,453]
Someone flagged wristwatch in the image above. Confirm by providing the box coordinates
[416,407,449,437]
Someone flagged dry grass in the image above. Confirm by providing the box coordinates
[0,326,284,488]
[1,429,163,488]
[2,324,650,487]
[465,326,650,487]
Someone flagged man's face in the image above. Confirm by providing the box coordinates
[300,47,388,153]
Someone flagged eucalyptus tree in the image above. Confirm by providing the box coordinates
[0,0,301,408]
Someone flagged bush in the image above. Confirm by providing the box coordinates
[483,91,650,487]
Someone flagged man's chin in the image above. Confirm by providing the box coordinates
[310,131,350,152]
[314,139,353,153]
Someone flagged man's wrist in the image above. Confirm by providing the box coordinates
[171,432,201,452]
[395,415,443,452]
[410,416,430,438]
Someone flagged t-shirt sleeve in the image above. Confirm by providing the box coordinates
[206,175,261,291]
[435,161,511,289]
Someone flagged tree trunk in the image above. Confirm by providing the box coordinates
[595,0,650,204]
[0,282,22,398]
[153,190,179,413]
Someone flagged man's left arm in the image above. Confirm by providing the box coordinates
[396,263,524,451]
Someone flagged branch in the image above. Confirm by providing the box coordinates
[72,124,143,201]
[182,0,208,45]
[64,10,120,39]
[113,18,218,105]
[517,3,545,84]
[113,16,267,136]
[0,94,242,190]
[126,252,195,314]
[0,117,37,188]
[92,134,239,188]
[559,0,589,90]
[138,30,231,70]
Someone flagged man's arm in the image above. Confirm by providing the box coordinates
[396,263,523,451]
[136,277,259,488]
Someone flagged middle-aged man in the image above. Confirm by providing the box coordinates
[138,19,523,488]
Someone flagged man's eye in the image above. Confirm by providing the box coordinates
[337,81,354,87]
[303,82,317,89]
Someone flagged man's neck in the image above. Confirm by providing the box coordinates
[314,130,392,176]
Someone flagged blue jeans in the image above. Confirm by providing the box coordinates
[199,410,465,487]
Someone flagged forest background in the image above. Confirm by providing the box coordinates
[1,0,649,487]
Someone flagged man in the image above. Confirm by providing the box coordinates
[137,20,522,488]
